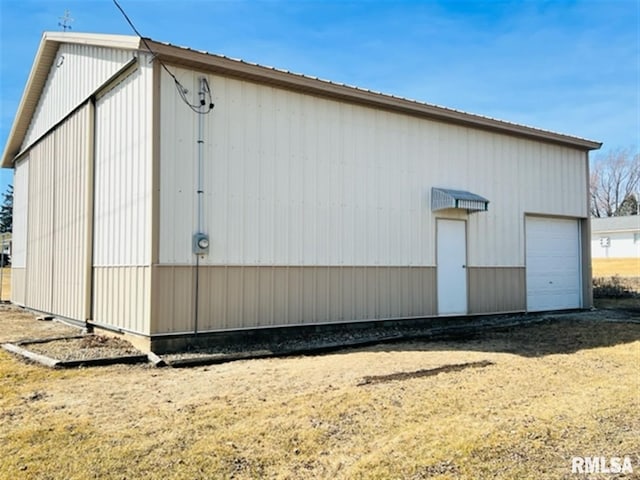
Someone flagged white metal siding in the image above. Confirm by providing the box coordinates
[22,44,137,150]
[25,133,55,312]
[12,158,29,268]
[159,69,587,268]
[20,105,91,319]
[93,65,153,266]
[591,232,640,259]
[12,157,29,305]
[465,133,587,267]
[51,104,90,320]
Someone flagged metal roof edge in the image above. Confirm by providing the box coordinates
[593,228,639,234]
[591,216,640,233]
[41,31,142,50]
[144,38,602,152]
[1,32,141,169]
[1,32,50,168]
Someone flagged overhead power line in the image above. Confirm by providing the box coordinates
[112,0,214,114]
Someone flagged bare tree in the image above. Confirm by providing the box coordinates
[590,148,639,217]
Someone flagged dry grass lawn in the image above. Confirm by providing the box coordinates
[592,257,640,277]
[1,307,639,479]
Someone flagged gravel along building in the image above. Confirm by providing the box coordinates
[1,32,602,352]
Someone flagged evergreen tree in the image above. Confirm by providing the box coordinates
[0,185,13,233]
[616,193,638,216]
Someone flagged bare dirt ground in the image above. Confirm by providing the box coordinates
[0,304,80,343]
[1,304,639,479]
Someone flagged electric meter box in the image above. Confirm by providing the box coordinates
[193,233,210,255]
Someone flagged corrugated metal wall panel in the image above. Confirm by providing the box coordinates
[91,64,152,334]
[25,134,55,312]
[11,268,26,306]
[21,105,91,319]
[12,158,29,268]
[51,104,90,320]
[93,65,152,267]
[92,266,150,334]
[159,68,587,269]
[465,137,587,267]
[468,267,526,314]
[154,265,436,334]
[23,44,137,149]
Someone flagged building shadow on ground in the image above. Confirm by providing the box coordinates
[356,315,640,359]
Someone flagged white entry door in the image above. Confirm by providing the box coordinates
[437,219,467,315]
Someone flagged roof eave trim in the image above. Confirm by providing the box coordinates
[41,31,142,50]
[592,228,640,234]
[0,33,52,168]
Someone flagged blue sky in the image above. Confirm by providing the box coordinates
[0,0,638,195]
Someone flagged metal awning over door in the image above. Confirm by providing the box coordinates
[431,187,489,213]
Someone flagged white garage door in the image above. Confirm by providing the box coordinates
[526,217,582,312]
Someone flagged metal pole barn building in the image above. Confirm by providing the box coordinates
[1,33,601,352]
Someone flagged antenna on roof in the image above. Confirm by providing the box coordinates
[58,10,74,31]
